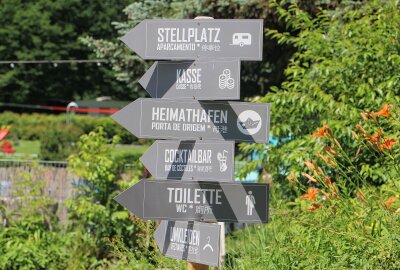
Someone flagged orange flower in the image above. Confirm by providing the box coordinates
[384,196,396,208]
[382,138,398,151]
[371,129,383,142]
[312,125,333,138]
[302,172,318,183]
[300,187,319,201]
[365,129,383,144]
[308,203,320,211]
[373,104,391,117]
[312,125,327,137]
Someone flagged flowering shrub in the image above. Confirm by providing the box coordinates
[297,104,399,211]
[226,104,400,270]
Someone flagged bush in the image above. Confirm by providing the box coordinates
[225,193,400,269]
[0,111,138,144]
[227,103,399,268]
[239,0,400,196]
[0,129,166,269]
[39,124,81,160]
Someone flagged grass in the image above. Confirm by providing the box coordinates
[0,140,149,161]
[13,140,40,155]
[0,140,40,159]
[112,144,149,156]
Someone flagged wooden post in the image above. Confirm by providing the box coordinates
[188,262,209,270]
[187,15,215,270]
[218,222,225,269]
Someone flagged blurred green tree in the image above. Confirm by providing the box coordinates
[0,0,130,104]
[82,0,342,99]
[239,0,400,197]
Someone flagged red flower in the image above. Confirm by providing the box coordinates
[373,104,391,117]
[0,128,9,141]
[300,187,319,201]
[1,141,15,154]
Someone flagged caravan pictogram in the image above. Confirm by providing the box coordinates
[231,33,252,47]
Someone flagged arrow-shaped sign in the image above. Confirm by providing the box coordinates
[115,179,269,223]
[112,98,270,143]
[121,19,263,60]
[154,220,221,267]
[141,140,234,181]
[139,60,240,100]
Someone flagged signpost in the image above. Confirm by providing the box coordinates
[112,98,270,143]
[140,140,235,181]
[154,220,221,267]
[114,179,269,223]
[139,60,240,100]
[113,17,269,269]
[121,19,263,60]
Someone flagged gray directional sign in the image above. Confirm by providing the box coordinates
[154,220,220,267]
[139,60,240,100]
[121,19,263,60]
[114,179,269,223]
[140,140,234,181]
[112,98,270,143]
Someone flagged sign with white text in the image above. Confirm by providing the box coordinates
[139,60,240,100]
[112,98,270,143]
[140,140,234,181]
[114,179,269,223]
[121,19,263,60]
[154,220,221,267]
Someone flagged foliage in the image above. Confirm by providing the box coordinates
[225,190,400,269]
[83,0,342,99]
[0,0,130,104]
[0,129,162,269]
[0,111,137,144]
[228,102,400,269]
[66,128,138,259]
[295,105,399,198]
[240,0,400,196]
[40,124,81,160]
[225,3,400,268]
[0,168,68,269]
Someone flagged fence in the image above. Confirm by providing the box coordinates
[0,159,76,222]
